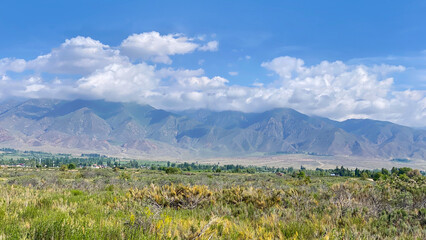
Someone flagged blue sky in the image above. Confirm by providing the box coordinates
[0,0,425,126]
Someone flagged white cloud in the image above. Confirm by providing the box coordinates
[259,56,424,126]
[261,56,305,79]
[0,37,126,75]
[0,58,26,74]
[120,32,218,64]
[120,32,199,64]
[178,76,228,89]
[27,36,126,75]
[157,68,228,90]
[24,84,46,93]
[1,32,217,75]
[70,56,417,126]
[27,76,43,84]
[370,64,405,75]
[0,32,424,127]
[198,41,218,51]
[1,54,424,127]
[77,62,159,102]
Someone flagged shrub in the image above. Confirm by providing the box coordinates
[67,163,76,170]
[129,184,214,209]
[165,167,181,174]
[221,186,283,209]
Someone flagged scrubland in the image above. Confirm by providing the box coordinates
[0,167,424,239]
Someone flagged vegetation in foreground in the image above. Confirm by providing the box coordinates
[0,166,424,239]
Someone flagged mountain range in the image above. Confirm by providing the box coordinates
[0,98,425,160]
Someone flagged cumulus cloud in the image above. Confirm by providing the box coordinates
[120,32,218,64]
[120,32,200,64]
[0,58,26,74]
[157,68,228,90]
[0,37,126,75]
[1,33,217,74]
[177,76,228,89]
[2,54,425,127]
[0,32,424,127]
[27,36,126,75]
[77,62,159,102]
[261,56,306,79]
[0,75,48,99]
[259,56,421,125]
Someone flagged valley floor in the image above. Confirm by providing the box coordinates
[195,153,426,170]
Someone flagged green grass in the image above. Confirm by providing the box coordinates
[0,168,424,239]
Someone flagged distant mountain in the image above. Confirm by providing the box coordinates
[0,98,424,160]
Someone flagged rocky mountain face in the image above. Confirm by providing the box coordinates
[0,99,424,159]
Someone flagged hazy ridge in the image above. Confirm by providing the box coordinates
[0,98,425,162]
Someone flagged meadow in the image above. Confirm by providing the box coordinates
[0,166,424,239]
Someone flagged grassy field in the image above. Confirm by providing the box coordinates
[0,167,424,239]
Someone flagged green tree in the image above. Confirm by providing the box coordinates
[373,172,383,181]
[360,172,369,180]
[68,163,76,169]
[297,171,306,179]
[381,168,390,175]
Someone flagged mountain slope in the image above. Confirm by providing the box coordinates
[0,98,424,160]
[338,119,426,158]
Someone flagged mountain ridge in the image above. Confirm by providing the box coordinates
[0,98,424,161]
